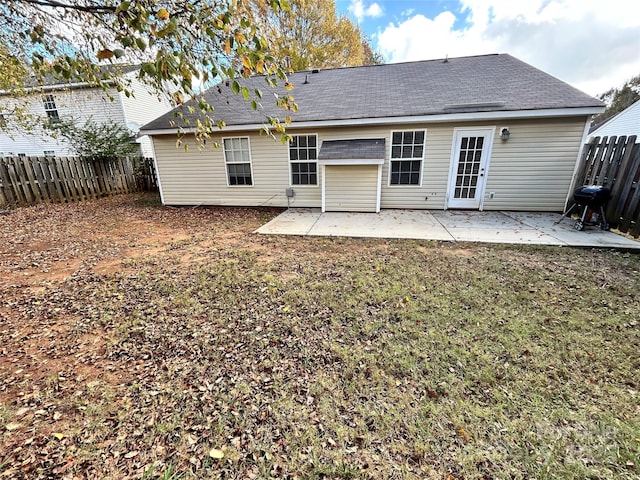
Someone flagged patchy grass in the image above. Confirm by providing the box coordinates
[1,193,639,479]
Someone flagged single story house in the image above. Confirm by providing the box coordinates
[589,99,640,140]
[141,54,604,213]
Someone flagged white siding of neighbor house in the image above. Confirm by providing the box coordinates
[120,74,174,157]
[152,115,589,211]
[588,100,640,140]
[324,165,378,212]
[0,87,127,157]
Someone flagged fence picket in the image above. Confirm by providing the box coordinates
[0,160,16,206]
[61,157,80,202]
[114,158,126,194]
[597,136,620,186]
[14,157,37,203]
[32,157,51,203]
[7,159,24,203]
[47,158,65,202]
[81,159,98,199]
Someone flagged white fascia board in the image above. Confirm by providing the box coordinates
[318,158,384,166]
[140,107,605,136]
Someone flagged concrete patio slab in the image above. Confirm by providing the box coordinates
[504,212,640,249]
[310,210,452,240]
[255,208,640,249]
[256,208,320,235]
[429,211,565,245]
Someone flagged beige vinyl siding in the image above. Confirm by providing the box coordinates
[324,165,378,212]
[151,116,588,211]
[482,117,587,211]
[153,133,320,207]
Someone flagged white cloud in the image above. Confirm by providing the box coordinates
[377,0,640,95]
[348,0,383,22]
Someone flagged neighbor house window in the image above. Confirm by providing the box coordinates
[223,137,253,186]
[42,94,60,122]
[44,150,55,157]
[389,130,425,185]
[289,134,318,185]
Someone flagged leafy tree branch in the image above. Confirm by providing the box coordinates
[1,0,292,143]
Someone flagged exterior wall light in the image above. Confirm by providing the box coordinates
[500,127,510,141]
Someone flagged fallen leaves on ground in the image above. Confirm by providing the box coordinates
[0,193,638,479]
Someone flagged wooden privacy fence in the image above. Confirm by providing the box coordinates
[573,135,640,237]
[0,156,157,208]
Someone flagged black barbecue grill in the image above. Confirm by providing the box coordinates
[556,185,611,231]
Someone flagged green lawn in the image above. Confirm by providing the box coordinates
[1,194,638,479]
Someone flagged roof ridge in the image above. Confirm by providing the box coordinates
[290,53,505,75]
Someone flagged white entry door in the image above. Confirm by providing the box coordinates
[447,128,494,209]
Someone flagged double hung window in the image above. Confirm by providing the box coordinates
[289,135,318,185]
[223,137,253,186]
[389,130,425,185]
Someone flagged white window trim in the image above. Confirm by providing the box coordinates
[288,133,319,187]
[387,129,427,187]
[222,136,254,188]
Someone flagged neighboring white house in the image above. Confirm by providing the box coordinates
[141,54,604,213]
[589,100,640,140]
[0,65,173,158]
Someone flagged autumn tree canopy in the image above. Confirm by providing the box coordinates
[0,0,294,140]
[593,74,640,127]
[249,0,380,71]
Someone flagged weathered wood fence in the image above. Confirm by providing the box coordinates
[573,135,640,237]
[0,156,157,208]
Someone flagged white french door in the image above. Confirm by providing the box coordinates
[447,128,494,209]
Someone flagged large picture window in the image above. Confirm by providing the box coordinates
[223,137,253,186]
[390,130,425,185]
[289,135,318,185]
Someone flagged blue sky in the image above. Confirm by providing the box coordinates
[335,0,640,96]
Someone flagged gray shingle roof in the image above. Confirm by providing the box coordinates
[319,139,386,160]
[142,54,603,131]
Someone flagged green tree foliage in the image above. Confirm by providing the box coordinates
[0,0,294,141]
[249,0,375,71]
[53,119,142,157]
[593,74,640,127]
[0,41,27,94]
[0,41,35,130]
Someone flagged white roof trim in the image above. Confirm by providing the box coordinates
[141,106,604,135]
[318,158,384,166]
